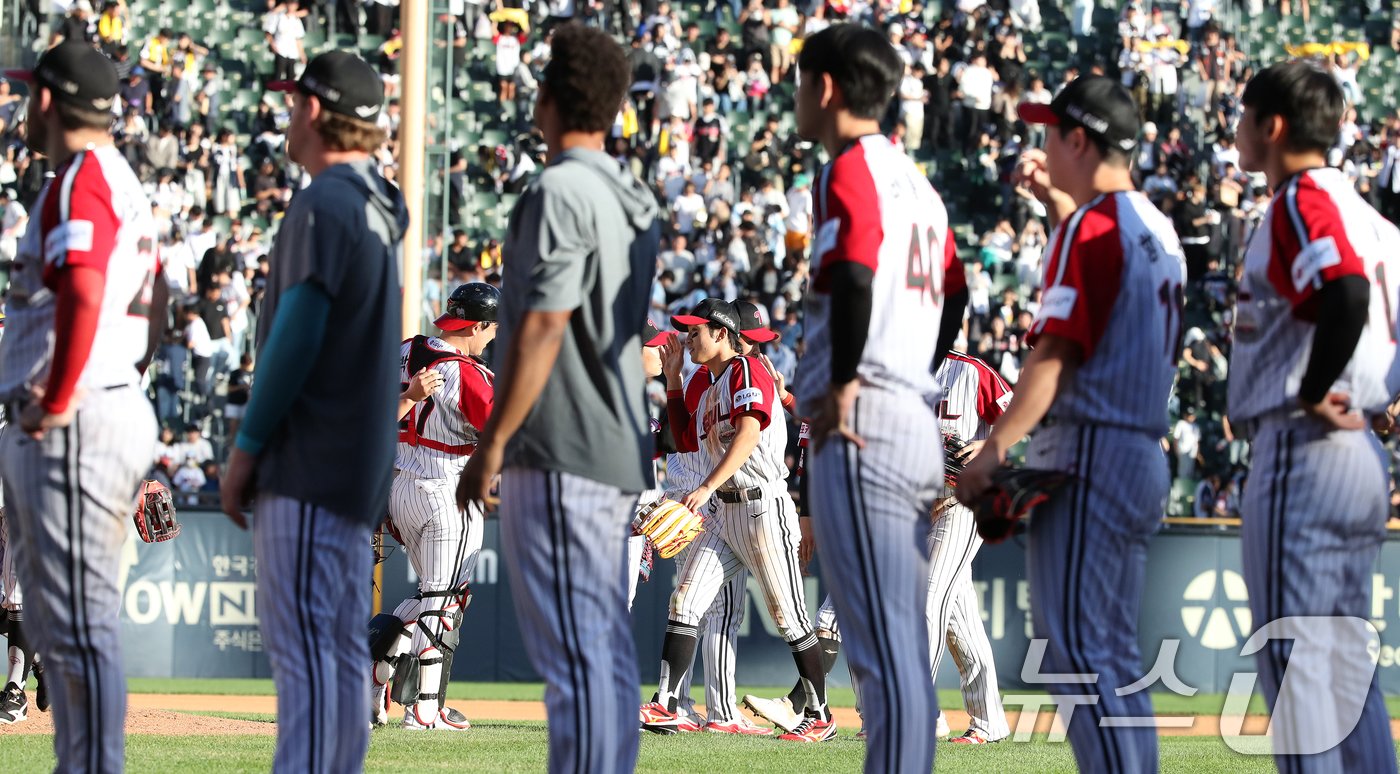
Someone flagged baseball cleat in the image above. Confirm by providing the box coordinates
[639,701,681,734]
[438,707,472,730]
[705,719,773,736]
[776,709,836,743]
[675,713,705,733]
[936,712,950,739]
[949,729,998,745]
[34,665,48,713]
[855,727,867,740]
[401,706,469,731]
[0,682,29,725]
[742,694,800,733]
[371,689,389,728]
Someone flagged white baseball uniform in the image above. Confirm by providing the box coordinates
[375,335,493,726]
[929,351,1011,740]
[1231,167,1400,773]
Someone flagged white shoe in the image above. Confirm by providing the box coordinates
[401,705,471,731]
[742,694,800,733]
[936,712,950,739]
[371,687,389,728]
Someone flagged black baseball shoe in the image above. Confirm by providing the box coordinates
[34,661,49,712]
[0,682,29,724]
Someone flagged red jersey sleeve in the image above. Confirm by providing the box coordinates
[812,150,883,292]
[975,359,1014,426]
[1027,197,1124,361]
[943,227,967,296]
[728,356,775,429]
[458,361,494,432]
[42,152,120,285]
[684,365,711,412]
[1267,175,1367,319]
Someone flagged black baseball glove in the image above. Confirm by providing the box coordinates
[943,431,974,491]
[970,467,1074,544]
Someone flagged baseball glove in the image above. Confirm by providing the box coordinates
[970,467,1074,544]
[636,498,704,559]
[132,479,180,543]
[943,431,974,490]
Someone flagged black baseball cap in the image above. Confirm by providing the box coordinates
[4,42,119,113]
[671,298,741,339]
[642,319,672,347]
[269,50,383,122]
[734,300,778,344]
[1017,75,1140,153]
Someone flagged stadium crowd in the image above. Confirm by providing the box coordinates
[1,0,1399,516]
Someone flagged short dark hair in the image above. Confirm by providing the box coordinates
[797,24,903,120]
[543,24,630,134]
[1055,122,1132,168]
[1242,60,1343,154]
[54,99,114,132]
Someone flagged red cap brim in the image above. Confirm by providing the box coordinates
[267,80,298,93]
[435,315,476,331]
[3,69,33,83]
[740,327,779,343]
[1017,102,1059,126]
[644,330,674,347]
[671,314,708,330]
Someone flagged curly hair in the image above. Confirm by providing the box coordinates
[541,23,631,134]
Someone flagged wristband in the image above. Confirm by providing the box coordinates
[667,389,683,400]
[780,392,796,410]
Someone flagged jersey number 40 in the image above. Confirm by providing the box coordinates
[906,225,943,306]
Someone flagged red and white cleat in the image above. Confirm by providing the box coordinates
[705,719,773,736]
[776,711,836,743]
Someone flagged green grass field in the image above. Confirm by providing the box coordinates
[2,721,1307,773]
[1,679,1393,772]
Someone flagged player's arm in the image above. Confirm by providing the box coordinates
[398,366,444,420]
[138,265,170,377]
[684,413,762,511]
[935,226,968,371]
[956,333,1080,506]
[24,165,120,436]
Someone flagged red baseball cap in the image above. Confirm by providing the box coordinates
[642,319,672,347]
[671,298,741,339]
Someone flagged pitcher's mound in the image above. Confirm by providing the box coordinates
[0,708,276,736]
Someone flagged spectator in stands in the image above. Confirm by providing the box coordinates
[50,0,94,47]
[177,423,215,467]
[174,457,207,504]
[1172,407,1202,483]
[265,2,306,82]
[97,0,127,53]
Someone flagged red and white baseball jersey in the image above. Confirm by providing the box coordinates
[694,355,788,489]
[0,146,159,402]
[936,351,1013,442]
[1029,190,1187,435]
[796,134,951,405]
[396,335,494,480]
[1231,168,1400,422]
[665,366,715,494]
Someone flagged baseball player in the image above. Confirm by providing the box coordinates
[791,25,963,772]
[456,25,659,774]
[640,298,832,742]
[220,51,407,774]
[370,282,499,731]
[1231,62,1399,772]
[959,75,1186,773]
[2,468,50,725]
[746,352,1011,747]
[0,44,161,769]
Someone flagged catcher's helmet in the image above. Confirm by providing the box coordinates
[435,282,500,331]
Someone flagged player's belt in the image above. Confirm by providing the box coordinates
[715,486,764,504]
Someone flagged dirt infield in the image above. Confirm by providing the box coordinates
[8,693,1380,738]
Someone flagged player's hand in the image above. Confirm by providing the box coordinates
[956,442,1005,506]
[1014,149,1076,217]
[758,352,787,398]
[220,448,258,529]
[19,398,77,440]
[681,484,713,513]
[1300,392,1366,431]
[403,367,445,403]
[809,380,865,454]
[797,516,815,570]
[932,497,955,519]
[660,336,685,388]
[458,438,503,511]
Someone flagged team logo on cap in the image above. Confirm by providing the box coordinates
[712,310,737,329]
[302,76,342,103]
[1064,104,1108,134]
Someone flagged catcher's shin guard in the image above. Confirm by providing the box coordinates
[369,613,410,696]
[393,584,472,719]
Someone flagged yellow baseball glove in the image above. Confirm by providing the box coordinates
[636,498,704,559]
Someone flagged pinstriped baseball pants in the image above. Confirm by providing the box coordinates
[1025,423,1167,774]
[498,467,641,774]
[808,386,939,774]
[927,503,1009,739]
[0,386,155,774]
[1241,421,1397,774]
[253,495,372,774]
